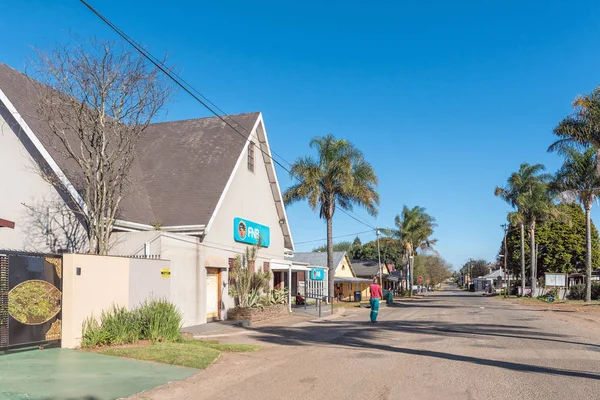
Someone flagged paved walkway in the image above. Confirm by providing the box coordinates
[0,348,196,400]
[131,286,600,400]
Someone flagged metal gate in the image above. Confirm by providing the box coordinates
[0,251,62,351]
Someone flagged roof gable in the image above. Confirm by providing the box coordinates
[0,62,157,225]
[0,63,292,236]
[136,113,259,226]
[350,259,387,277]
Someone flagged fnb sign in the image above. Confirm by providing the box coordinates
[233,217,270,247]
[310,268,325,281]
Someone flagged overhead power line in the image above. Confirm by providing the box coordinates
[80,0,377,231]
[294,230,376,245]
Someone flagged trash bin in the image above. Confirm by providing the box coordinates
[387,290,394,304]
[354,291,362,302]
[383,290,393,305]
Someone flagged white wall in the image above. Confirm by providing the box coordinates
[0,105,78,251]
[62,254,131,349]
[128,258,171,308]
[110,231,161,256]
[161,234,202,327]
[203,122,289,314]
[110,231,203,327]
[62,253,171,348]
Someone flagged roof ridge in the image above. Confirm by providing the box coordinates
[148,111,260,127]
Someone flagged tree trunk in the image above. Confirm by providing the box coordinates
[408,249,414,297]
[326,216,334,302]
[586,205,593,302]
[520,222,525,296]
[530,221,536,297]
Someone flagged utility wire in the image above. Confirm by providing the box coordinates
[80,0,377,231]
[294,229,375,245]
[80,0,292,169]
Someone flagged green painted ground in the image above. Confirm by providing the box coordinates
[0,348,197,400]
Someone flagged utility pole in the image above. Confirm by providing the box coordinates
[502,223,508,298]
[408,255,414,297]
[376,228,382,286]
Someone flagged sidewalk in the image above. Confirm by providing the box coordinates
[187,306,360,342]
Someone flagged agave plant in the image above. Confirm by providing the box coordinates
[229,244,273,308]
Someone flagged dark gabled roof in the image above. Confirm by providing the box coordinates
[0,62,259,227]
[137,113,258,226]
[350,259,381,277]
[287,251,347,269]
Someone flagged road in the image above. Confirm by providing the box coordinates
[133,286,600,400]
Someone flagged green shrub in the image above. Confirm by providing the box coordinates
[593,282,600,300]
[567,285,585,300]
[140,299,182,343]
[81,317,112,348]
[81,299,182,348]
[567,283,600,300]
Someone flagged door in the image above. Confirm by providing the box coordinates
[206,268,221,320]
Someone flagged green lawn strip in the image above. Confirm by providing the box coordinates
[187,340,261,352]
[495,295,600,306]
[94,340,260,370]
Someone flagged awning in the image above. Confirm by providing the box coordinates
[205,255,229,269]
[334,277,372,284]
[270,260,327,272]
[0,218,15,229]
[383,274,399,282]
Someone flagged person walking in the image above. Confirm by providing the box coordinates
[369,277,383,323]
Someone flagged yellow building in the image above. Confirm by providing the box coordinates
[350,260,398,299]
[286,251,371,301]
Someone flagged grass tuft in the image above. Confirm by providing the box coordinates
[82,299,182,348]
[94,340,261,369]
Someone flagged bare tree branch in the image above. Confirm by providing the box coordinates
[29,36,172,254]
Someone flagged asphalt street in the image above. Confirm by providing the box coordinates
[133,286,600,400]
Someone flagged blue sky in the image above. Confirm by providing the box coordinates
[3,1,600,269]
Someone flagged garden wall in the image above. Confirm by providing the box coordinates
[61,254,171,348]
[227,304,289,323]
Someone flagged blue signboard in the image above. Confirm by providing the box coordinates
[233,217,270,247]
[310,268,325,281]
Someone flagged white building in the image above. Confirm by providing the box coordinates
[0,62,295,327]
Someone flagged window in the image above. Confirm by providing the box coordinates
[248,142,255,172]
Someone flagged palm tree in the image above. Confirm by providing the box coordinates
[518,176,557,297]
[553,147,600,302]
[283,135,379,298]
[549,88,600,154]
[384,205,437,296]
[494,163,548,296]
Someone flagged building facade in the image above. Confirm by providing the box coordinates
[0,62,294,327]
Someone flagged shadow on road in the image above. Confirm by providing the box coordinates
[245,294,600,381]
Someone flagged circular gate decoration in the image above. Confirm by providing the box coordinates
[8,280,61,325]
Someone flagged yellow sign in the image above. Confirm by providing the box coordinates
[161,268,171,278]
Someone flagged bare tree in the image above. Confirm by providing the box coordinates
[29,37,172,254]
[22,199,88,253]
